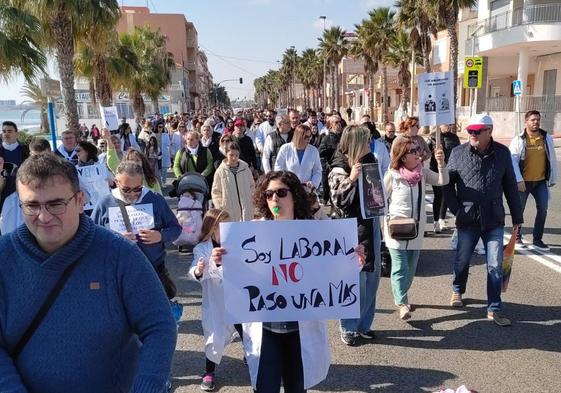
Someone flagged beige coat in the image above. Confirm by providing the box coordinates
[211,160,255,221]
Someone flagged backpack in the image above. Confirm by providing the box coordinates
[173,194,203,246]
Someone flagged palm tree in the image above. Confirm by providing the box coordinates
[298,49,323,109]
[281,47,299,108]
[318,26,348,111]
[386,30,423,116]
[116,26,175,126]
[431,0,477,114]
[352,22,379,118]
[395,0,439,73]
[20,81,49,132]
[28,0,120,132]
[360,7,396,124]
[0,1,46,82]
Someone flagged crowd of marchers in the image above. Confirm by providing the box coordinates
[0,106,556,393]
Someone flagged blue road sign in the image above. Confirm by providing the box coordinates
[513,80,523,96]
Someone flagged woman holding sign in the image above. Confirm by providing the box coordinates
[328,125,383,346]
[212,170,364,393]
[384,136,448,320]
[75,141,113,216]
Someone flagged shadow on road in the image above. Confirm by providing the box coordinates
[415,249,486,277]
[375,300,561,354]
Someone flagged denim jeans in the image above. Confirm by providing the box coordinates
[388,249,421,305]
[340,218,381,334]
[518,180,548,242]
[452,226,504,312]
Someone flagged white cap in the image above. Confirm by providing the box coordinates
[466,114,493,131]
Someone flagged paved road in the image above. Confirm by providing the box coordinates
[166,151,561,393]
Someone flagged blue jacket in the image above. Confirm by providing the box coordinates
[0,215,177,392]
[443,140,523,231]
[91,188,181,267]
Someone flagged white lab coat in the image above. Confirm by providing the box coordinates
[242,320,330,390]
[160,132,171,168]
[274,143,322,188]
[170,131,182,160]
[189,240,237,364]
[255,121,275,153]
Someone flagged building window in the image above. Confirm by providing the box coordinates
[433,39,447,65]
[490,0,509,11]
[543,70,557,96]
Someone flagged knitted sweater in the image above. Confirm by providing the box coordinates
[91,189,181,267]
[0,215,177,393]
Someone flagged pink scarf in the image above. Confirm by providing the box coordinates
[399,164,423,186]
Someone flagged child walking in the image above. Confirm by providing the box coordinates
[189,209,244,391]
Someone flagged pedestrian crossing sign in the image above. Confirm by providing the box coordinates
[463,57,483,89]
[513,80,523,96]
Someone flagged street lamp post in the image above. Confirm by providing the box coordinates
[469,24,484,117]
[319,16,327,111]
[290,45,296,109]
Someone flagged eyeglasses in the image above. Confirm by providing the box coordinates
[407,148,420,155]
[118,183,143,194]
[466,128,489,136]
[265,188,291,200]
[20,191,79,216]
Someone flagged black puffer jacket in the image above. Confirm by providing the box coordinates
[427,132,460,172]
[328,151,377,272]
[318,131,342,173]
[443,140,523,231]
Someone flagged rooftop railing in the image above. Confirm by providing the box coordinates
[467,3,561,37]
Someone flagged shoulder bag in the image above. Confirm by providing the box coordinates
[387,181,422,241]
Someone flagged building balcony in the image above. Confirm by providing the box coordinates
[466,3,561,55]
[484,94,561,113]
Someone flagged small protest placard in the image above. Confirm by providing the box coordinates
[108,203,154,234]
[100,105,119,131]
[220,219,361,324]
[418,71,455,127]
[358,162,385,219]
[77,164,111,210]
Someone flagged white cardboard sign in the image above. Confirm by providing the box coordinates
[77,164,110,210]
[108,203,154,234]
[418,71,455,127]
[100,105,119,131]
[220,219,361,324]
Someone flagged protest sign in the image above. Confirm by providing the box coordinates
[77,164,111,210]
[220,219,361,324]
[100,105,119,131]
[418,71,454,127]
[108,203,154,234]
[358,162,385,219]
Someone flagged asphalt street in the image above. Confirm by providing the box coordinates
[166,148,561,393]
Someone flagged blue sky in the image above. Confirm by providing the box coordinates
[0,0,394,103]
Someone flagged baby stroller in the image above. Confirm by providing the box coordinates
[171,172,210,253]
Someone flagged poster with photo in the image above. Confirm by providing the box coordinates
[417,71,454,127]
[358,162,385,219]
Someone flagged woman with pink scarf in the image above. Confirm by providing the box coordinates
[384,136,449,320]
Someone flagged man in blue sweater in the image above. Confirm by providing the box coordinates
[91,161,182,298]
[0,153,177,392]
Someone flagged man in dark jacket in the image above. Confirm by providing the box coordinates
[318,115,343,204]
[361,114,381,140]
[443,114,523,327]
[261,114,293,173]
[232,118,258,170]
[0,121,29,213]
[380,122,397,152]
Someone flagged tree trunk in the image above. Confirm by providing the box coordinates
[447,12,459,126]
[382,64,389,124]
[421,29,432,73]
[94,53,113,107]
[369,72,376,119]
[410,48,416,116]
[152,96,160,114]
[52,4,79,133]
[88,79,96,107]
[40,109,50,133]
[132,91,145,128]
[401,66,410,116]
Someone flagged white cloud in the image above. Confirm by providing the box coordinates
[312,17,334,30]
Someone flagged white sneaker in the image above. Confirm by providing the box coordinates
[438,219,447,230]
[434,221,441,233]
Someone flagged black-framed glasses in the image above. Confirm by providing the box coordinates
[265,188,291,200]
[467,128,488,136]
[407,148,420,155]
[19,191,79,216]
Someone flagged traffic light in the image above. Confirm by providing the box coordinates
[239,77,243,84]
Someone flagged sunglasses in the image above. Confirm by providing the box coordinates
[264,188,291,200]
[407,148,420,155]
[119,185,143,194]
[466,128,488,136]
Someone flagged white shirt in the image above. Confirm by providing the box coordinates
[255,121,275,153]
[274,143,322,188]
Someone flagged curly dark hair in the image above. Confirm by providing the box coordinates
[254,170,312,220]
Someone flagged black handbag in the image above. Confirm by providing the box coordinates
[387,182,422,241]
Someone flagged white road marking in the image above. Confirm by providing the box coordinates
[423,195,561,274]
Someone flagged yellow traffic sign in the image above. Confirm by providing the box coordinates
[464,57,483,89]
